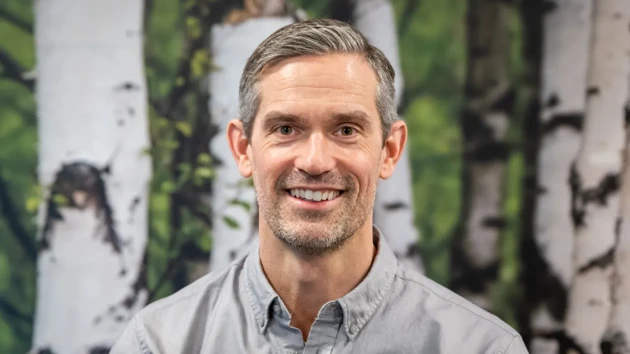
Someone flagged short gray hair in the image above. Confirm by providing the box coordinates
[238,18,397,143]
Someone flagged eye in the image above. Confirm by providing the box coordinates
[278,126,293,135]
[338,126,355,136]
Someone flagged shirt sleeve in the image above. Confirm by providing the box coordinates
[110,315,151,354]
[502,335,529,354]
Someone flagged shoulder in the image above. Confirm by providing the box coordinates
[389,265,525,352]
[136,258,246,331]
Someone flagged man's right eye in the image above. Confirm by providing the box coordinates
[278,126,293,135]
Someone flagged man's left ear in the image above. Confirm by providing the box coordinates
[379,120,407,179]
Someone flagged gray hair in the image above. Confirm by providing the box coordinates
[238,18,398,143]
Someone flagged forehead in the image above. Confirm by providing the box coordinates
[256,53,379,122]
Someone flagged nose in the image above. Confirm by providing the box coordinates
[294,133,336,176]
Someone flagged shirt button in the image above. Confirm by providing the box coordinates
[349,323,359,335]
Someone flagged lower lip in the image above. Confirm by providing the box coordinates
[285,191,343,210]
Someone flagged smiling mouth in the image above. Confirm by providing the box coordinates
[286,188,344,202]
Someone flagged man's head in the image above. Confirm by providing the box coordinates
[227,19,407,256]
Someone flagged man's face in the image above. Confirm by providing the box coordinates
[231,54,402,256]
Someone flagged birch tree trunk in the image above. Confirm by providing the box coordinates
[610,103,630,354]
[449,0,512,312]
[209,0,295,271]
[31,0,151,353]
[352,0,424,274]
[563,0,630,352]
[523,1,592,352]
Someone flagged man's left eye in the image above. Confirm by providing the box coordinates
[338,126,355,136]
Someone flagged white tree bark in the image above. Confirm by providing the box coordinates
[31,0,151,353]
[353,0,424,274]
[528,0,592,351]
[563,0,630,353]
[610,116,630,354]
[209,16,294,271]
[450,0,511,312]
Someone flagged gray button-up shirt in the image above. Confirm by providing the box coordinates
[111,227,528,353]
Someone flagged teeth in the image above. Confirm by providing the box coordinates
[289,189,341,202]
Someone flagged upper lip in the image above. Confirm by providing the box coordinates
[286,186,344,191]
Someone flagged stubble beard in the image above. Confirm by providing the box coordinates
[254,171,376,257]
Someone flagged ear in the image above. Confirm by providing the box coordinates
[226,119,253,178]
[379,120,407,180]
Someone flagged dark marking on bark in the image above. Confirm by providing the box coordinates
[88,347,111,354]
[115,81,141,91]
[122,251,147,310]
[583,173,620,205]
[614,12,622,20]
[449,239,500,296]
[616,217,622,239]
[117,119,125,126]
[461,109,510,162]
[406,243,420,257]
[383,201,408,211]
[624,103,630,127]
[468,141,510,162]
[36,349,56,354]
[130,196,141,213]
[229,250,237,261]
[541,113,583,135]
[536,185,548,195]
[93,315,102,325]
[128,106,135,116]
[609,331,630,354]
[541,0,558,14]
[545,93,560,108]
[570,164,585,228]
[535,330,587,354]
[588,298,604,306]
[40,162,122,254]
[587,86,600,96]
[489,86,516,115]
[578,247,615,273]
[482,216,506,229]
[115,315,125,322]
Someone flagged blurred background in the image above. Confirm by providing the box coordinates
[1,0,627,353]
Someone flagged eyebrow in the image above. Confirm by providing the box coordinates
[261,111,308,131]
[262,110,373,131]
[331,110,373,129]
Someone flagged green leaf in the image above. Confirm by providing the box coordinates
[0,253,8,292]
[161,180,175,193]
[194,166,214,179]
[175,121,192,137]
[223,215,240,229]
[197,235,212,252]
[197,153,211,164]
[25,196,39,213]
[52,194,69,206]
[228,199,251,212]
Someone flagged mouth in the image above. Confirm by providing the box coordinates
[286,188,344,202]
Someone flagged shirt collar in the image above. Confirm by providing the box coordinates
[244,225,399,339]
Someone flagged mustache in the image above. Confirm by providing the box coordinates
[277,171,354,190]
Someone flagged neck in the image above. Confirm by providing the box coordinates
[258,221,377,342]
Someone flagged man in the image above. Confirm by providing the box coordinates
[111,19,528,353]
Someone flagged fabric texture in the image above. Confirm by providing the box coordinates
[110,226,528,354]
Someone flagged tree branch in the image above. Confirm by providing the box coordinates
[0,48,34,91]
[0,6,32,34]
[0,164,37,261]
[0,296,32,324]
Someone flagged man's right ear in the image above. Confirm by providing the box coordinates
[226,119,253,178]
